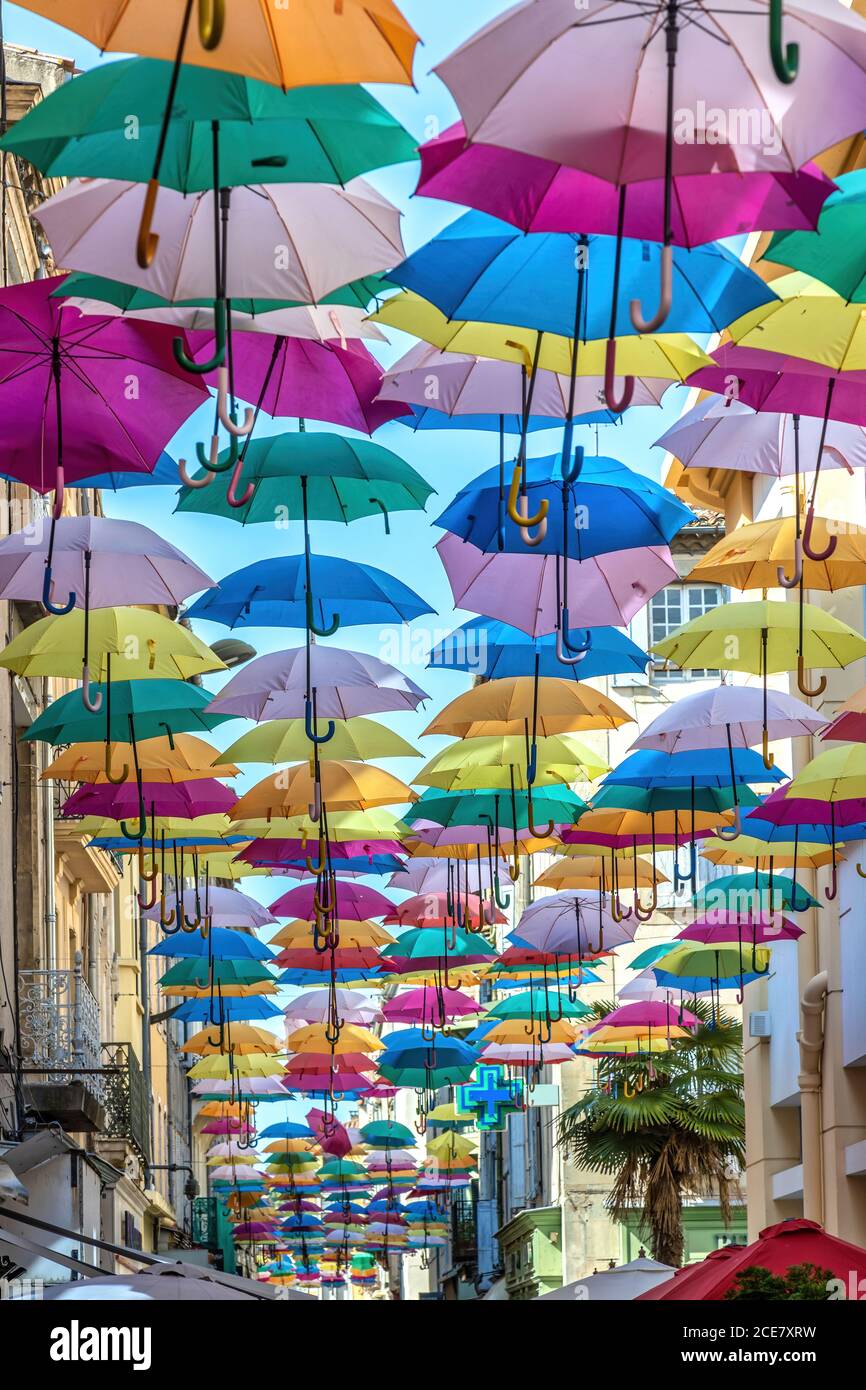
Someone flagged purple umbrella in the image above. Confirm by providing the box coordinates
[407,821,565,848]
[0,515,214,619]
[436,532,678,637]
[417,123,835,245]
[205,646,428,722]
[61,778,236,821]
[268,881,394,921]
[142,886,277,931]
[237,839,405,868]
[511,891,634,955]
[0,276,207,507]
[387,858,507,896]
[632,685,827,758]
[689,345,866,425]
[678,913,803,943]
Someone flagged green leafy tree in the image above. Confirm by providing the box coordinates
[556,1000,744,1266]
[724,1264,835,1301]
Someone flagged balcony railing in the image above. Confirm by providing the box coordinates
[100,1042,150,1162]
[18,953,104,1100]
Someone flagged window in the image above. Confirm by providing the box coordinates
[651,584,726,680]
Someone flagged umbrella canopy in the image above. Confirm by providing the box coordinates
[657,396,866,476]
[763,170,866,301]
[218,718,419,766]
[43,734,238,785]
[539,1257,676,1302]
[62,778,235,820]
[0,609,224,681]
[205,645,428,722]
[429,619,649,682]
[38,177,405,304]
[270,881,393,921]
[23,679,229,747]
[2,61,416,190]
[145,887,275,931]
[512,892,632,955]
[417,122,834,244]
[415,734,607,791]
[231,762,414,821]
[688,514,866,591]
[14,1,419,88]
[187,555,432,631]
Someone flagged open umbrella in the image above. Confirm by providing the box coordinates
[762,170,866,301]
[656,396,866,477]
[429,618,649,682]
[204,645,428,722]
[23,679,229,747]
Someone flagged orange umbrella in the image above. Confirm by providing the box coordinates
[230,761,415,820]
[42,733,239,784]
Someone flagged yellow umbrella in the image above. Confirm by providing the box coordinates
[700,836,839,868]
[218,717,419,765]
[286,1024,384,1054]
[162,980,279,999]
[534,856,665,891]
[42,734,239,784]
[727,273,866,369]
[416,734,607,791]
[578,1033,676,1055]
[688,514,866,592]
[15,1,420,87]
[234,808,406,840]
[271,919,394,949]
[230,761,416,821]
[652,598,866,674]
[480,1018,581,1046]
[181,1023,281,1056]
[585,1023,692,1046]
[783,742,866,801]
[0,607,223,680]
[426,1133,477,1161]
[186,1054,285,1078]
[422,677,632,738]
[371,292,711,379]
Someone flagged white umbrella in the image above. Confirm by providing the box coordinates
[64,298,388,345]
[41,1262,311,1300]
[538,1256,675,1300]
[656,397,866,476]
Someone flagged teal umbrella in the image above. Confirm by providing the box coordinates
[693,871,818,914]
[22,679,229,746]
[1,59,417,191]
[485,989,591,1021]
[763,171,866,302]
[52,270,397,316]
[404,785,586,831]
[359,1121,415,1150]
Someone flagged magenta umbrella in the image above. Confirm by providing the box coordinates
[236,839,405,868]
[436,532,677,637]
[382,986,481,1025]
[688,345,866,425]
[407,821,566,849]
[749,785,866,828]
[0,515,214,620]
[599,1000,700,1029]
[417,123,835,245]
[0,277,207,508]
[677,913,803,943]
[205,645,428,722]
[269,881,394,922]
[61,778,236,820]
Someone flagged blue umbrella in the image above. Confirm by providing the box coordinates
[0,451,179,491]
[435,453,693,560]
[148,927,274,961]
[258,1121,316,1141]
[737,816,866,846]
[171,995,283,1022]
[395,405,615,432]
[391,212,777,340]
[186,554,433,631]
[428,617,649,681]
[255,854,405,877]
[603,748,787,789]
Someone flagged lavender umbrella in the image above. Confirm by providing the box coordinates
[61,778,236,820]
[0,515,214,619]
[143,887,277,931]
[655,397,866,476]
[417,124,836,245]
[436,532,678,637]
[387,859,507,896]
[0,276,207,506]
[632,685,827,755]
[283,990,381,1026]
[205,646,429,722]
[512,891,634,955]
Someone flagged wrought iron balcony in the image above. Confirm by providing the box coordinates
[99,1042,150,1163]
[16,953,105,1131]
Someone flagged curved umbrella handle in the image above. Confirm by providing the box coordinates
[177,454,215,489]
[526,786,555,841]
[42,564,75,616]
[81,664,103,714]
[173,299,227,375]
[306,593,340,639]
[824,861,838,902]
[797,654,827,699]
[159,892,176,930]
[777,535,802,588]
[603,338,635,415]
[561,616,592,658]
[555,624,587,668]
[136,179,160,270]
[216,367,255,437]
[493,872,510,910]
[562,445,584,488]
[769,0,799,82]
[305,698,335,746]
[856,862,866,880]
[137,875,158,911]
[506,463,548,532]
[308,778,323,825]
[508,839,520,883]
[137,843,158,884]
[715,805,743,842]
[516,493,547,546]
[802,505,836,562]
[198,0,225,48]
[226,458,255,509]
[197,434,235,474]
[305,839,328,876]
[762,728,775,772]
[630,244,674,334]
[104,740,129,783]
[120,810,146,842]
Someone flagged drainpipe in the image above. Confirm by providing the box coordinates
[797,972,828,1225]
[43,766,56,970]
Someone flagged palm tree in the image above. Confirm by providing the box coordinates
[556,1000,745,1267]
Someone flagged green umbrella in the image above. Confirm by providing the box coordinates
[405,785,586,831]
[692,871,818,914]
[22,679,228,746]
[219,718,419,766]
[358,1121,415,1150]
[591,784,760,815]
[0,58,417,191]
[158,958,274,988]
[763,171,866,302]
[175,431,434,526]
[51,271,397,316]
[485,989,591,1020]
[380,927,497,963]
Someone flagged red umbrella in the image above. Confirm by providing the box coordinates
[637,1219,866,1300]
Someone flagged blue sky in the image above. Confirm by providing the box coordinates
[4,1,696,849]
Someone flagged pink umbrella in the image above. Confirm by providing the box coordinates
[384,892,504,928]
[62,778,236,820]
[677,913,803,943]
[435,0,866,383]
[512,891,633,955]
[599,1001,700,1029]
[283,990,380,1027]
[436,532,678,637]
[200,1118,248,1136]
[205,645,428,722]
[480,1042,576,1066]
[408,821,567,849]
[0,277,207,506]
[269,881,394,922]
[655,397,866,476]
[417,123,835,245]
[284,1071,376,1093]
[382,986,481,1025]
[688,345,866,425]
